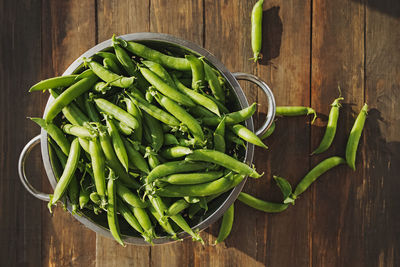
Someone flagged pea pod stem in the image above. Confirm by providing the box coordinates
[345,103,368,170]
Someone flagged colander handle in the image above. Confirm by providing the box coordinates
[18,135,51,201]
[232,72,276,137]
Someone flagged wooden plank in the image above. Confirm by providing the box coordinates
[311,0,365,266]
[95,1,151,266]
[148,0,204,266]
[364,1,400,266]
[0,0,43,265]
[40,0,97,266]
[257,0,312,266]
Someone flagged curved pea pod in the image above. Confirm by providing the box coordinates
[122,138,150,174]
[143,112,164,152]
[49,138,81,208]
[78,138,90,153]
[238,192,289,213]
[121,97,143,142]
[202,59,225,103]
[159,171,223,185]
[276,106,317,124]
[201,103,257,126]
[123,40,191,71]
[96,51,123,69]
[260,121,276,140]
[89,138,107,206]
[62,124,97,139]
[115,121,133,136]
[94,98,139,130]
[92,81,112,94]
[45,75,98,122]
[116,182,147,208]
[49,89,90,126]
[170,214,203,243]
[86,60,135,88]
[142,60,175,87]
[105,117,130,172]
[213,117,226,153]
[215,203,234,244]
[172,74,220,116]
[146,160,212,183]
[185,55,205,90]
[30,118,70,156]
[185,149,262,178]
[167,199,190,216]
[345,103,368,170]
[139,67,195,107]
[231,124,267,149]
[160,146,193,159]
[103,57,122,75]
[156,172,235,197]
[29,75,79,92]
[126,91,180,127]
[157,94,204,142]
[291,156,346,199]
[132,206,156,240]
[106,177,125,246]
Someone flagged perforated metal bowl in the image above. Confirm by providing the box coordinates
[18,33,276,245]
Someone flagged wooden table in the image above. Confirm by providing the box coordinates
[1,0,399,266]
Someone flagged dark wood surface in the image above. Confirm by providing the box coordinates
[1,0,399,266]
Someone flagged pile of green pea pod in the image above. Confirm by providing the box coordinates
[28,35,272,246]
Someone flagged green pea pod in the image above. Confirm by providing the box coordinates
[276,106,317,124]
[117,198,152,243]
[123,40,191,71]
[75,69,95,80]
[78,138,90,153]
[92,81,112,94]
[115,121,133,136]
[49,89,90,126]
[62,124,97,139]
[185,149,262,178]
[345,103,368,170]
[214,117,226,153]
[139,67,195,107]
[45,75,98,122]
[185,55,205,90]
[142,60,175,87]
[148,205,177,240]
[30,118,70,156]
[202,60,225,103]
[96,51,124,69]
[202,103,257,126]
[250,0,264,62]
[121,97,143,142]
[156,172,235,197]
[116,182,147,208]
[157,94,204,142]
[238,192,289,213]
[143,112,164,152]
[98,127,140,189]
[189,105,216,118]
[49,138,81,207]
[79,186,90,209]
[29,75,79,92]
[132,206,156,240]
[86,60,134,88]
[231,124,267,149]
[215,203,234,244]
[172,74,220,116]
[94,98,139,130]
[105,117,129,172]
[226,131,246,149]
[169,214,203,243]
[164,133,179,146]
[160,146,193,159]
[147,160,212,183]
[273,175,294,204]
[167,199,190,216]
[106,177,125,246]
[89,138,107,206]
[159,171,223,185]
[112,35,138,76]
[188,194,221,219]
[260,121,276,140]
[103,57,122,75]
[84,94,101,122]
[203,94,230,114]
[292,156,346,198]
[126,91,180,126]
[122,138,150,174]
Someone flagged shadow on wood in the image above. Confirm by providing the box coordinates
[259,6,283,65]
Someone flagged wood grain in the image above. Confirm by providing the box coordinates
[40,0,97,266]
[311,0,365,266]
